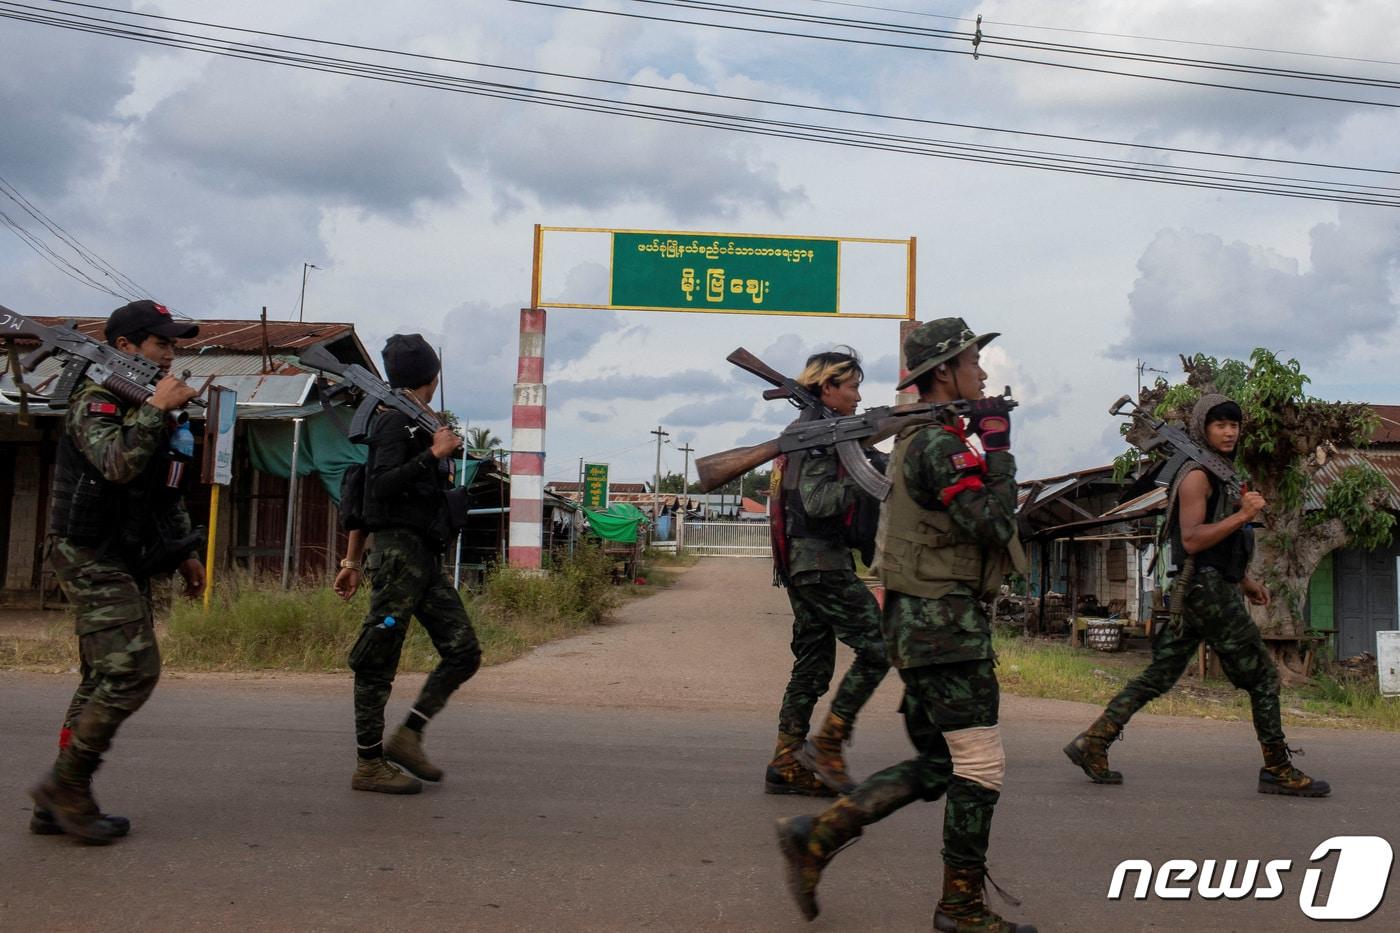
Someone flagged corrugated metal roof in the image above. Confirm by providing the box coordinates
[209,374,315,407]
[1306,449,1400,510]
[15,316,355,354]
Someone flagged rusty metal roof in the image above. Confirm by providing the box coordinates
[1306,448,1400,510]
[17,316,356,354]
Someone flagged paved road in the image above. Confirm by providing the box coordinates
[2,559,1398,931]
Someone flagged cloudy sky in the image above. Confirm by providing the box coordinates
[3,0,1399,486]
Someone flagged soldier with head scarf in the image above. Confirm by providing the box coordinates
[1064,394,1329,798]
[776,318,1035,933]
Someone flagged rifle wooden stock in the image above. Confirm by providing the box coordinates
[726,347,788,388]
[695,439,782,492]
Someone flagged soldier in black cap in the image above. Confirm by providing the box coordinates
[31,299,203,843]
[345,334,482,794]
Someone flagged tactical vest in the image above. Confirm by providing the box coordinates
[49,431,119,542]
[49,393,183,547]
[876,425,1027,600]
[781,447,845,543]
[1169,469,1252,582]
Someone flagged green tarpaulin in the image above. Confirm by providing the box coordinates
[583,502,648,544]
[247,411,484,503]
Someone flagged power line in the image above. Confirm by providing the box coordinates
[522,0,1400,108]
[0,206,130,298]
[0,172,150,301]
[13,0,1397,178]
[2,2,1397,206]
[802,0,1400,70]
[642,0,1400,90]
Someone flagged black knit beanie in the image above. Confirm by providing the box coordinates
[382,334,440,389]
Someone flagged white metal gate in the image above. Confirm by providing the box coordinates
[680,521,771,557]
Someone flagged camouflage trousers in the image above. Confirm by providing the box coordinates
[48,538,162,756]
[777,569,891,737]
[839,660,1002,870]
[350,531,482,750]
[1105,567,1284,744]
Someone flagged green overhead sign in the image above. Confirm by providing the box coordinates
[610,232,840,315]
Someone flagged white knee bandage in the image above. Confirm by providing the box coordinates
[945,725,1006,791]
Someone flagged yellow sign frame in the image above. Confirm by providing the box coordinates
[531,225,916,321]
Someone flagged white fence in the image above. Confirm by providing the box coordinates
[680,521,772,558]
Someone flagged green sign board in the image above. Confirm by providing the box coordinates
[583,462,609,510]
[610,233,839,314]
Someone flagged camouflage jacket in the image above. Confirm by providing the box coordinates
[880,422,1017,668]
[786,447,857,576]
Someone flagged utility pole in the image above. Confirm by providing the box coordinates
[677,442,695,551]
[678,443,695,495]
[650,425,669,536]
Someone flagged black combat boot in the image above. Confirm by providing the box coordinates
[29,744,125,845]
[766,732,837,797]
[30,807,129,837]
[1063,714,1123,785]
[934,864,1037,933]
[795,711,856,794]
[1258,742,1330,797]
[775,798,864,921]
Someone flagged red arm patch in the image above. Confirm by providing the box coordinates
[87,401,119,416]
[949,450,982,472]
[940,474,986,507]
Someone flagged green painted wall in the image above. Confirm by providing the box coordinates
[1307,552,1335,632]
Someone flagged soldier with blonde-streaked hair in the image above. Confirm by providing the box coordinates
[764,346,891,798]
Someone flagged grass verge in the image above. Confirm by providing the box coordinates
[2,545,627,674]
[994,634,1400,732]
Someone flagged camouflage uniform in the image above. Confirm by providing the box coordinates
[1105,569,1282,742]
[350,529,482,752]
[857,423,1019,868]
[777,448,889,738]
[1066,393,1326,799]
[50,381,188,755]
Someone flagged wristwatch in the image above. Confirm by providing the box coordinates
[339,559,362,571]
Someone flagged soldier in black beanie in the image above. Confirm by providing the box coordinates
[344,334,480,794]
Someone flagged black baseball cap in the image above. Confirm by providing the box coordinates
[105,299,199,344]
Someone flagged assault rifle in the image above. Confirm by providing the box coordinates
[1109,394,1243,498]
[0,303,205,410]
[297,343,457,444]
[698,347,1016,499]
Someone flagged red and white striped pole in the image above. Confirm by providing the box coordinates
[508,306,546,569]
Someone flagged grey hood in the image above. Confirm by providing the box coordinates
[1188,392,1233,447]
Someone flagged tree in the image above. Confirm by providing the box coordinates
[1122,350,1394,660]
[657,470,688,493]
[465,426,502,454]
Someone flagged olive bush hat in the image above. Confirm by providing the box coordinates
[896,317,999,390]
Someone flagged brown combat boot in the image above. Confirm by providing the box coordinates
[385,725,444,782]
[352,757,424,795]
[934,865,1037,933]
[765,732,836,797]
[29,745,124,845]
[775,798,864,921]
[795,711,856,794]
[1258,742,1330,797]
[1063,714,1123,785]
